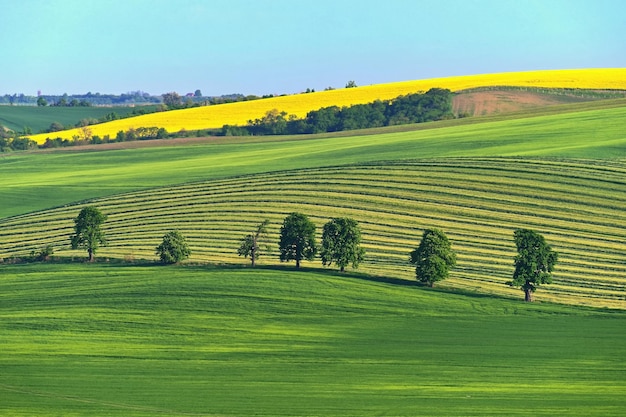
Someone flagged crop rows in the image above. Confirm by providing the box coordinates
[1,157,625,307]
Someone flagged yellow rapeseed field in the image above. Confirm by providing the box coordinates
[27,68,626,144]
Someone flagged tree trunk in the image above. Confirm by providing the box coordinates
[524,288,533,302]
[340,265,345,272]
[88,248,94,262]
[251,247,256,267]
[296,258,300,269]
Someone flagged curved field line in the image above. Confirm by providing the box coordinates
[1,157,625,308]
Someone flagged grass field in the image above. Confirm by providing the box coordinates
[1,263,625,416]
[24,68,626,143]
[0,105,155,134]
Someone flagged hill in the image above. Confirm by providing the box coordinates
[2,157,624,308]
[1,263,625,416]
[1,100,624,219]
[0,105,156,134]
[2,103,625,308]
[2,72,626,416]
[452,87,626,116]
[24,68,626,144]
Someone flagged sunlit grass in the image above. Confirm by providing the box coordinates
[1,263,625,416]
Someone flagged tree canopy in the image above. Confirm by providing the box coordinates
[162,92,182,109]
[278,213,316,268]
[320,217,365,272]
[509,229,558,302]
[70,206,107,262]
[409,229,456,287]
[156,230,191,264]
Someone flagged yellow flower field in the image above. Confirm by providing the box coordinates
[27,68,626,144]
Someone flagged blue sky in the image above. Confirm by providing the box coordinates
[2,0,624,96]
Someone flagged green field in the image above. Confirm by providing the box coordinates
[0,105,156,133]
[1,98,626,415]
[2,101,625,219]
[1,263,625,416]
[2,158,625,307]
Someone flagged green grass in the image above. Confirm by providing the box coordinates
[1,103,625,219]
[1,263,625,416]
[0,105,157,133]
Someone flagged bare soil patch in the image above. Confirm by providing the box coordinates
[452,89,609,117]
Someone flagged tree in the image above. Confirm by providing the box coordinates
[70,206,107,262]
[345,80,357,88]
[194,89,202,97]
[320,217,365,272]
[156,230,191,264]
[508,229,558,302]
[238,220,270,266]
[278,212,316,268]
[36,96,47,106]
[409,229,456,287]
[162,92,182,108]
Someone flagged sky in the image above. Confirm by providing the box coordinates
[2,0,625,96]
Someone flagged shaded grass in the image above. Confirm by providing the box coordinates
[1,263,625,416]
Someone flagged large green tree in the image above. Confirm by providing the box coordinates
[238,219,270,267]
[278,213,316,268]
[156,230,191,264]
[320,217,365,272]
[409,229,456,287]
[70,206,107,262]
[509,229,558,302]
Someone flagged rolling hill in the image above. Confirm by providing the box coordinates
[2,100,625,307]
[0,105,156,134]
[2,263,624,416]
[23,68,626,144]
[2,70,626,416]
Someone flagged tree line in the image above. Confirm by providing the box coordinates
[219,88,454,136]
[1,88,455,152]
[64,207,557,302]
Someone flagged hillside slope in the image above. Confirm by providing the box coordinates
[25,68,626,143]
[2,264,624,416]
[0,106,154,133]
[2,158,625,308]
[3,102,625,220]
[452,88,626,116]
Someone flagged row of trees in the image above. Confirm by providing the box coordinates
[69,207,558,302]
[220,88,454,136]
